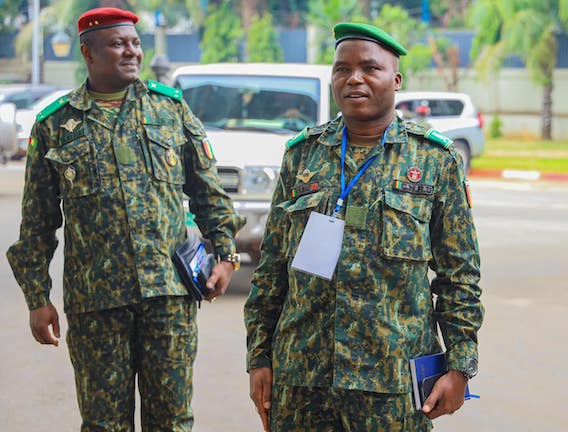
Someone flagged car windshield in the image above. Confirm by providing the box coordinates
[176,75,320,133]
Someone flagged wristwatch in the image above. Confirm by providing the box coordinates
[458,357,478,380]
[217,253,241,271]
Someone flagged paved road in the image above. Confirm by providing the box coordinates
[1,163,567,431]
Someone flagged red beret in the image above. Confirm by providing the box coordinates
[78,7,139,36]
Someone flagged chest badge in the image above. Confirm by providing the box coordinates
[60,118,82,133]
[296,168,318,183]
[407,166,422,183]
[64,166,76,182]
[166,149,178,166]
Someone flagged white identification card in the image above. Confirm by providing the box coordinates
[291,211,345,280]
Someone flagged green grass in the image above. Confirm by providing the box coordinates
[471,138,568,173]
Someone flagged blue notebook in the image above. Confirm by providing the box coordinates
[409,352,479,411]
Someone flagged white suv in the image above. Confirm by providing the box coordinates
[172,63,337,263]
[395,91,485,170]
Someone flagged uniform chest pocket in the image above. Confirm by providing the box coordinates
[45,139,99,198]
[277,190,329,258]
[144,125,186,184]
[381,190,433,261]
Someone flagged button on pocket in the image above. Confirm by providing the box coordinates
[381,190,433,261]
[144,125,186,184]
[45,139,99,198]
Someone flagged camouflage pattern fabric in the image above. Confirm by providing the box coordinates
[67,296,196,431]
[245,115,483,395]
[270,384,432,431]
[7,79,245,313]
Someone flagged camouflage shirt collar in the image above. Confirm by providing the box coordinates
[317,115,406,147]
[68,79,146,111]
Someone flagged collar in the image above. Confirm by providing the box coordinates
[317,115,406,147]
[67,79,148,111]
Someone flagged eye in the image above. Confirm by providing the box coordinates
[133,40,141,47]
[113,41,123,48]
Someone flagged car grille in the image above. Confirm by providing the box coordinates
[217,167,240,193]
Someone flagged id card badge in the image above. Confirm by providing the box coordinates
[291,211,345,280]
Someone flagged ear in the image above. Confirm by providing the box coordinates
[394,72,403,91]
[80,43,93,64]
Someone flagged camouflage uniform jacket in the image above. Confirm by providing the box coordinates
[245,115,483,394]
[7,79,245,314]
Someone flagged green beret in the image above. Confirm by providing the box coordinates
[333,22,407,57]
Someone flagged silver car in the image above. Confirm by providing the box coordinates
[395,91,485,171]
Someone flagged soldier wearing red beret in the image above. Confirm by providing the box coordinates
[7,6,245,431]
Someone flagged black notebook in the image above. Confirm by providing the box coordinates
[173,233,216,303]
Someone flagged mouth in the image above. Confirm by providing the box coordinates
[344,92,368,100]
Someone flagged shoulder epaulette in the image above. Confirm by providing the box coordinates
[36,96,69,122]
[404,120,429,136]
[286,127,309,149]
[147,80,182,101]
[424,128,453,149]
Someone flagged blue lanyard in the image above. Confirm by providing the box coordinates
[332,125,386,218]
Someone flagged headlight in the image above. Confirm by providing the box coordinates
[242,166,280,194]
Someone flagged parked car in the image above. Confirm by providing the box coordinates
[173,63,337,263]
[0,102,17,163]
[13,88,73,158]
[395,91,485,170]
[0,84,60,110]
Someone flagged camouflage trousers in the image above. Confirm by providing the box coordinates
[270,384,433,432]
[66,295,197,432]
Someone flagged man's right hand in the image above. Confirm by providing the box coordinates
[249,367,272,432]
[30,304,60,346]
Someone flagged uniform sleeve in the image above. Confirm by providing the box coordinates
[6,121,63,310]
[244,152,291,371]
[180,100,245,256]
[429,150,484,373]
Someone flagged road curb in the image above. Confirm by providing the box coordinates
[470,168,568,182]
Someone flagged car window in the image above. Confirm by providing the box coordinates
[176,75,320,133]
[396,99,464,117]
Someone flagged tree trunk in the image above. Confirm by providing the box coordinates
[541,81,553,140]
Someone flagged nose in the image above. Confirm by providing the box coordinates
[346,69,364,85]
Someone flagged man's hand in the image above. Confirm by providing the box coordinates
[249,367,272,432]
[422,369,468,419]
[205,261,234,301]
[30,304,60,346]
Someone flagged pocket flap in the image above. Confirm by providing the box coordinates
[384,190,432,223]
[278,190,326,213]
[144,124,186,149]
[45,140,90,164]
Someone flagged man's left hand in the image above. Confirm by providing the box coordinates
[422,370,468,419]
[205,261,234,301]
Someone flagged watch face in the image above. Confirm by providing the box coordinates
[466,358,478,378]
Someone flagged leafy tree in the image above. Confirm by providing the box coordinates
[307,0,362,64]
[246,12,283,62]
[200,2,243,63]
[430,0,475,28]
[370,4,432,89]
[470,0,568,139]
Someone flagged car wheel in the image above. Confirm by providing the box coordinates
[454,139,471,173]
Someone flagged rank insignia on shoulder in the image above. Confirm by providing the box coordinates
[286,127,308,150]
[393,180,434,195]
[425,128,453,149]
[36,96,69,122]
[291,182,319,198]
[147,80,182,101]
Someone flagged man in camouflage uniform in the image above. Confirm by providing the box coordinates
[6,7,244,431]
[245,23,483,431]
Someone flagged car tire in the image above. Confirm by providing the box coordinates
[454,139,471,173]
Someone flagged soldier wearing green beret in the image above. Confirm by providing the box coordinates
[6,6,244,431]
[245,22,483,431]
